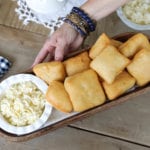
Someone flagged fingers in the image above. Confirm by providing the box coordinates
[32,23,83,66]
[64,35,84,55]
[32,36,83,67]
[54,40,68,61]
[32,50,48,67]
[32,42,55,67]
[67,35,84,52]
[45,53,54,62]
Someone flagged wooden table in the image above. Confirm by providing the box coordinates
[0,0,150,149]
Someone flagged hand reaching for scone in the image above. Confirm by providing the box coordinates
[33,33,150,113]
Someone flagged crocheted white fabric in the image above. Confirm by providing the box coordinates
[15,0,87,33]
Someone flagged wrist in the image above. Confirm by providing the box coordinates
[63,22,80,34]
[62,7,97,37]
[80,0,130,21]
[80,0,100,21]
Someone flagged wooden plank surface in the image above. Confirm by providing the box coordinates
[71,15,150,146]
[0,23,150,146]
[0,127,150,150]
[0,0,50,35]
[70,15,150,146]
[83,13,150,48]
[0,0,150,149]
[71,91,150,146]
[0,25,46,81]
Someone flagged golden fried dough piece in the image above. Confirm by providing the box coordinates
[90,45,130,84]
[63,51,91,76]
[119,33,150,58]
[127,49,150,86]
[111,39,123,48]
[102,71,136,100]
[64,69,106,112]
[89,33,111,59]
[46,81,73,113]
[33,61,66,84]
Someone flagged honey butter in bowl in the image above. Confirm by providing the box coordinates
[0,74,52,135]
[117,0,150,30]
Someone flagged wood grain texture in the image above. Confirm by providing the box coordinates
[0,30,150,143]
[0,0,50,35]
[0,1,150,148]
[0,25,46,81]
[1,127,150,150]
[83,13,150,48]
[71,91,150,146]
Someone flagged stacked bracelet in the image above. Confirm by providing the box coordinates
[72,7,96,32]
[63,7,97,37]
[64,17,88,37]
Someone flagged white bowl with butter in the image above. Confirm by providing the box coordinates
[0,74,52,135]
[117,0,150,30]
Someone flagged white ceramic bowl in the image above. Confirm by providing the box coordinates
[25,0,68,15]
[0,74,52,135]
[117,7,150,31]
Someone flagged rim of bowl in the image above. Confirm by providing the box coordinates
[0,74,52,135]
[117,7,150,31]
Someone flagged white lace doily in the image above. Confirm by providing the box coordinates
[15,0,87,33]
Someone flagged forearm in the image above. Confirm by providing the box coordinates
[81,0,130,21]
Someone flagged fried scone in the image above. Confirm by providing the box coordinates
[63,51,91,76]
[64,69,106,112]
[46,81,73,113]
[110,39,123,48]
[90,45,130,84]
[89,33,111,59]
[33,61,66,84]
[119,33,150,58]
[102,71,136,100]
[127,49,150,86]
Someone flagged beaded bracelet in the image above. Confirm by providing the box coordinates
[63,12,89,37]
[64,18,88,37]
[62,7,97,37]
[72,7,97,32]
